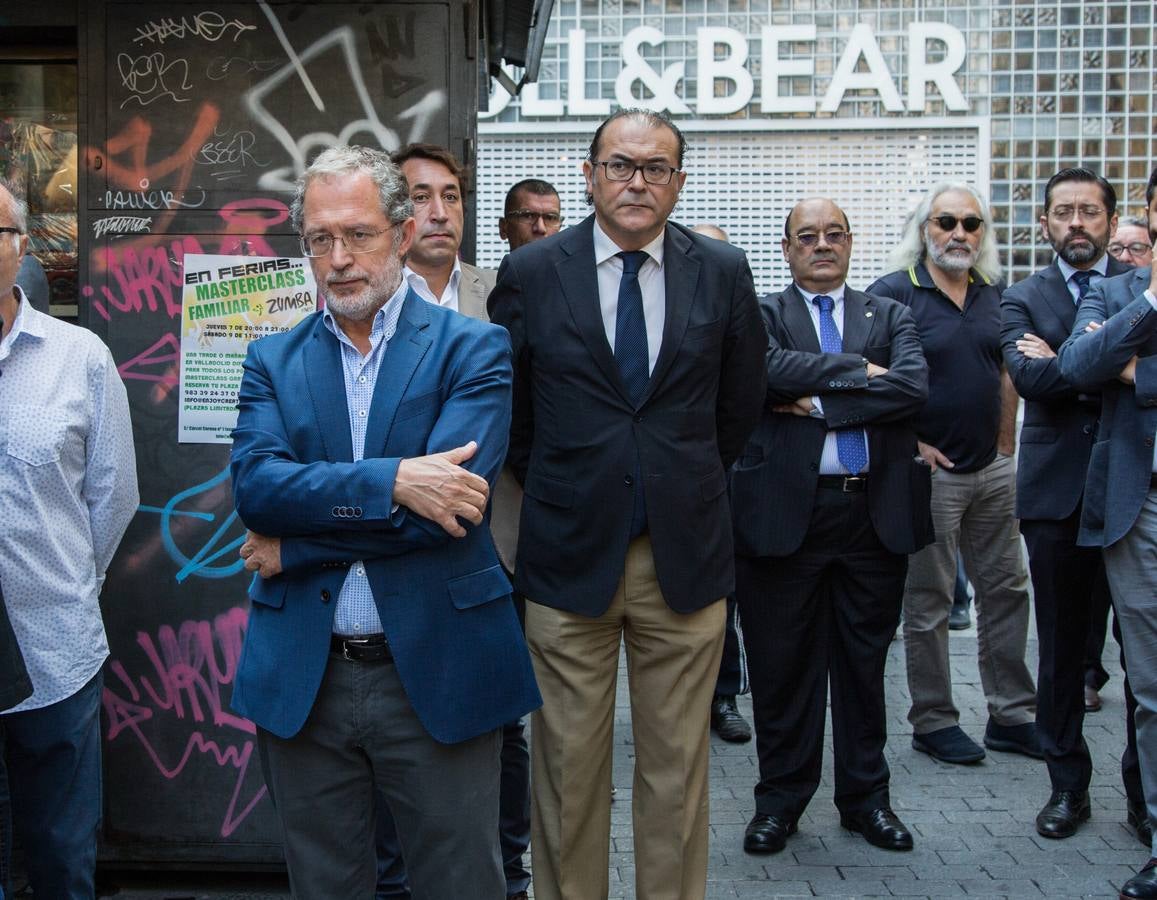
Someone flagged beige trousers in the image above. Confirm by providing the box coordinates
[525,536,726,900]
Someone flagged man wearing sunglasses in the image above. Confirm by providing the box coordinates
[499,179,564,251]
[1001,168,1140,843]
[869,184,1040,769]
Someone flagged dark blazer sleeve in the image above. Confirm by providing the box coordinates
[819,301,928,426]
[488,253,533,485]
[1000,279,1077,402]
[761,299,867,405]
[715,255,768,468]
[1059,277,1157,391]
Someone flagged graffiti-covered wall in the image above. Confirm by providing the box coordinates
[80,0,476,864]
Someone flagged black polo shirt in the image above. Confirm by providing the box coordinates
[867,262,1007,474]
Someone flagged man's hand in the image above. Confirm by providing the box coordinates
[1119,355,1138,385]
[1085,321,1103,333]
[866,362,889,378]
[772,396,815,417]
[1015,333,1056,360]
[393,441,490,537]
[241,531,282,579]
[917,440,954,472]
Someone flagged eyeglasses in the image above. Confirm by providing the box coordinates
[793,230,851,248]
[504,209,565,226]
[593,160,681,185]
[1108,242,1152,258]
[0,226,22,236]
[1048,205,1106,221]
[929,214,983,233]
[300,227,391,257]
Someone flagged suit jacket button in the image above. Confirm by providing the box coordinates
[1146,437,1154,448]
[320,589,331,602]
[354,506,363,517]
[332,506,340,517]
[624,474,634,486]
[634,414,643,423]
[1082,425,1092,434]
[809,462,818,471]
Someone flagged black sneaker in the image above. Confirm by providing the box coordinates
[912,725,986,764]
[710,695,753,743]
[984,719,1044,759]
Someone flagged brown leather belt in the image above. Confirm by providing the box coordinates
[330,634,392,662]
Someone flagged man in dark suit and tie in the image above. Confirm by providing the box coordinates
[1058,166,1157,900]
[230,145,540,899]
[1000,167,1142,842]
[729,198,930,856]
[487,108,766,900]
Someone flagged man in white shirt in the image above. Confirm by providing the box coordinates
[0,178,139,899]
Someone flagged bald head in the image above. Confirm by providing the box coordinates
[781,198,853,294]
[691,223,728,243]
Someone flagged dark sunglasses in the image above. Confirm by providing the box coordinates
[929,214,983,233]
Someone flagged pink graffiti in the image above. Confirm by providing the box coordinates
[102,606,268,837]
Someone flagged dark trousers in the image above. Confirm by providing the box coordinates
[737,489,905,820]
[1023,511,1141,794]
[1085,586,1113,691]
[0,671,103,900]
[713,595,747,697]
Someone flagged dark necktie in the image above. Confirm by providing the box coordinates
[1071,270,1093,303]
[813,295,869,475]
[615,251,650,405]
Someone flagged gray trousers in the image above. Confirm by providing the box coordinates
[903,454,1037,733]
[1104,489,1157,856]
[257,652,504,900]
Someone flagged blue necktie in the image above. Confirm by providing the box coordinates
[615,251,650,405]
[813,295,869,475]
[1071,270,1092,302]
[616,251,649,535]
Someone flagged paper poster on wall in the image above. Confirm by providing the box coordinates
[178,253,317,444]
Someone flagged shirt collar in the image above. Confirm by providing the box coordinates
[0,286,45,357]
[592,218,666,269]
[795,283,846,305]
[322,279,408,346]
[403,259,461,305]
[909,259,991,290]
[1056,254,1108,284]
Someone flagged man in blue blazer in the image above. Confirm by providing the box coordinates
[230,146,540,899]
[488,109,766,900]
[1058,166,1157,900]
[1000,167,1140,841]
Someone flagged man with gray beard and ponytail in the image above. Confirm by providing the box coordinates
[869,183,1039,768]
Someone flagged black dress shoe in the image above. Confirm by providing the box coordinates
[1035,789,1090,838]
[1120,858,1157,899]
[743,813,797,854]
[1129,801,1154,848]
[711,695,753,743]
[840,807,914,851]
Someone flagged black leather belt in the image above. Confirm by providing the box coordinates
[330,634,392,662]
[1150,473,1157,490]
[816,475,868,492]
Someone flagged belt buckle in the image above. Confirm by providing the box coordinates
[341,637,372,661]
[844,476,864,492]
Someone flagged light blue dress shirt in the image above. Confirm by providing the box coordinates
[0,288,139,712]
[321,282,408,636]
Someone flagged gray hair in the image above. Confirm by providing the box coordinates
[1119,215,1150,232]
[887,182,1002,282]
[289,146,413,234]
[0,178,28,233]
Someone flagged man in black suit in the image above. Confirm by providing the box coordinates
[488,108,766,900]
[729,197,931,856]
[1000,167,1144,842]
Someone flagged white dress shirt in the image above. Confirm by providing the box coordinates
[0,288,139,712]
[1056,254,1109,304]
[404,260,462,312]
[592,220,665,374]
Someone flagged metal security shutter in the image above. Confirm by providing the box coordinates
[477,125,984,293]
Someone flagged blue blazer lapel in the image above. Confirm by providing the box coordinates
[644,224,700,402]
[556,218,631,401]
[303,316,354,462]
[1040,262,1077,332]
[364,290,432,458]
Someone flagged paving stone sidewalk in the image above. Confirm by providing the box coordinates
[99,624,1139,899]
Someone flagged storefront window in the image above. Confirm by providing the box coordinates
[0,61,78,314]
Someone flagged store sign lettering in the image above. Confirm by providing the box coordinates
[483,22,968,118]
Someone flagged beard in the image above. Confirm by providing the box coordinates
[321,259,402,322]
[926,235,979,273]
[1056,229,1107,266]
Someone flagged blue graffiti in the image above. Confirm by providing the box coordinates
[140,467,246,581]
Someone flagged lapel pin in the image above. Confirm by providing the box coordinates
[865,311,874,318]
